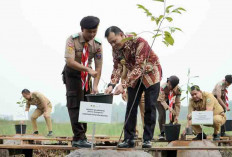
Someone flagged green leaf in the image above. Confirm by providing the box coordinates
[166,5,174,13]
[187,85,191,93]
[162,41,169,47]
[16,102,21,104]
[165,17,173,22]
[177,7,186,12]
[175,27,183,32]
[172,9,182,14]
[169,27,176,33]
[151,16,155,21]
[153,0,164,2]
[121,36,133,43]
[155,15,164,25]
[164,31,174,45]
[152,34,162,38]
[154,29,161,32]
[129,32,137,36]
[180,97,186,101]
[137,4,152,17]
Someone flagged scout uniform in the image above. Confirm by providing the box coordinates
[157,82,181,134]
[63,32,102,142]
[212,80,227,107]
[26,92,52,132]
[110,35,162,147]
[188,92,226,135]
[212,78,231,135]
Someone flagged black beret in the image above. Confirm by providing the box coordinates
[225,75,232,83]
[80,16,100,29]
[167,75,179,89]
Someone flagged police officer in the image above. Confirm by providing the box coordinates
[187,85,226,141]
[22,89,53,136]
[62,16,103,148]
[157,75,181,140]
[212,75,232,136]
[105,26,162,148]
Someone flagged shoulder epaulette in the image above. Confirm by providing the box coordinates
[94,37,102,44]
[72,33,79,39]
[161,83,167,89]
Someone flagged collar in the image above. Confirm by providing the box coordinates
[79,32,94,46]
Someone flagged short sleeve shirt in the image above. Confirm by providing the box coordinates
[64,32,103,68]
[26,92,51,110]
[212,80,227,102]
[188,92,224,115]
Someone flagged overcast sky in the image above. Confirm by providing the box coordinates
[0,0,232,117]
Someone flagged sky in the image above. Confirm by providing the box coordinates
[0,0,232,117]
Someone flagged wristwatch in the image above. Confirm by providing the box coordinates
[107,83,116,89]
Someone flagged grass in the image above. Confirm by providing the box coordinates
[1,119,232,137]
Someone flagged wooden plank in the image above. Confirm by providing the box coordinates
[0,137,120,143]
[1,144,232,151]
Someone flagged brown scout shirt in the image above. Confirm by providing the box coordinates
[212,80,227,103]
[64,32,103,68]
[26,92,52,111]
[188,92,224,116]
[157,82,182,116]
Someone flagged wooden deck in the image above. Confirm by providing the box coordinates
[1,135,232,156]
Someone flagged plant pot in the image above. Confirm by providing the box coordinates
[164,123,181,142]
[225,120,232,131]
[85,93,113,104]
[15,124,27,134]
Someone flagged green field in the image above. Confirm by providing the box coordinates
[1,119,230,138]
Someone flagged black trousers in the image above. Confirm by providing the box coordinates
[124,80,160,141]
[63,65,90,141]
[157,101,176,134]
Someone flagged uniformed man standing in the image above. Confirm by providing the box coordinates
[22,89,53,136]
[187,85,226,141]
[212,75,232,136]
[157,75,181,140]
[105,26,162,148]
[62,16,103,148]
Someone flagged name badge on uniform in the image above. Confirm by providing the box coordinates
[95,53,102,59]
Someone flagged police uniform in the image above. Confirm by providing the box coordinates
[188,92,226,135]
[157,82,181,134]
[26,92,52,132]
[63,32,102,142]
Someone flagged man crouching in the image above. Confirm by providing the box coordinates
[187,85,226,141]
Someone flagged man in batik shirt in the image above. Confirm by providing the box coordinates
[105,26,162,148]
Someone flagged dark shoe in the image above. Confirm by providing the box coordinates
[185,127,193,135]
[213,134,221,141]
[142,140,152,148]
[220,132,228,137]
[158,133,165,140]
[192,133,207,140]
[118,139,135,148]
[72,139,93,148]
[47,131,53,136]
[33,131,39,135]
[134,134,139,140]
